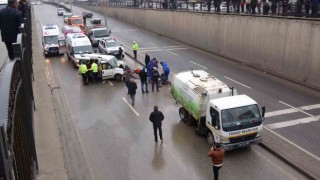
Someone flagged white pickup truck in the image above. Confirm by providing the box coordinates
[171,70,265,151]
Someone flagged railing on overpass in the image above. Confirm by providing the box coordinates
[0,7,38,180]
[74,0,320,18]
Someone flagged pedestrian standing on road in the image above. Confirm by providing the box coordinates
[145,53,150,67]
[123,68,133,94]
[151,67,160,92]
[132,41,139,59]
[149,106,164,142]
[208,144,225,180]
[0,0,23,60]
[79,62,89,85]
[139,67,149,94]
[18,0,29,18]
[91,60,99,82]
[128,79,137,106]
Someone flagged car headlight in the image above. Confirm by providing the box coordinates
[256,131,263,137]
[44,46,48,50]
[220,137,230,143]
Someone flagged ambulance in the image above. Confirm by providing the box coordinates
[42,24,66,56]
[66,33,93,68]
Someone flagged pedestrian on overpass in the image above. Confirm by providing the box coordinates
[79,62,89,85]
[149,106,164,142]
[128,79,137,106]
[208,144,225,180]
[132,41,139,59]
[0,0,23,60]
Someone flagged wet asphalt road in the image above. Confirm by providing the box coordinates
[33,4,312,179]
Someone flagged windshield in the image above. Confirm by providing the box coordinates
[106,41,118,48]
[58,8,64,11]
[108,56,118,67]
[44,35,58,45]
[64,14,72,18]
[72,19,83,25]
[72,45,93,54]
[93,29,109,38]
[221,105,262,132]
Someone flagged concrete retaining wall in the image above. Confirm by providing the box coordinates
[85,6,320,90]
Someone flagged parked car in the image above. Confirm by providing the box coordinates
[57,8,64,16]
[98,39,123,55]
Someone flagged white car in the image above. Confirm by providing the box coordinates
[98,39,124,55]
[78,54,125,81]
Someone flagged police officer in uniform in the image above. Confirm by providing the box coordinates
[79,62,89,85]
[91,60,99,82]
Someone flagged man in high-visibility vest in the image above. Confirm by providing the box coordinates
[79,62,89,85]
[132,41,139,59]
[91,60,99,83]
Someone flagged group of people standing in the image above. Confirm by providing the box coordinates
[0,0,29,60]
[79,60,99,86]
[206,0,319,17]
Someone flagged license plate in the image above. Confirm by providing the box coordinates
[238,142,250,147]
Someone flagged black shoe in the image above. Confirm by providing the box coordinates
[155,140,158,142]
[157,90,159,92]
[142,91,145,94]
[146,90,149,93]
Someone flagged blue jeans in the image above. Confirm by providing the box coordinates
[141,80,148,93]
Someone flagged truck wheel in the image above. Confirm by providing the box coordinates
[207,132,214,146]
[114,74,122,82]
[179,107,188,122]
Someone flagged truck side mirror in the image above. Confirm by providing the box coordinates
[261,106,266,118]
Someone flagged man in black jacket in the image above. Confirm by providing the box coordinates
[149,106,164,142]
[139,67,149,94]
[18,0,29,18]
[128,79,137,106]
[0,0,23,60]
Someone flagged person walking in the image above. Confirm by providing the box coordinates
[128,79,137,106]
[0,0,23,60]
[208,144,225,180]
[132,41,139,59]
[79,62,89,85]
[123,68,133,94]
[149,106,164,142]
[139,67,149,94]
[145,53,150,67]
[151,67,160,92]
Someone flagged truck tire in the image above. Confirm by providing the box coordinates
[179,107,188,122]
[114,74,122,82]
[207,132,214,146]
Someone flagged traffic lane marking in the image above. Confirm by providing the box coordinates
[107,80,114,86]
[167,50,178,56]
[190,60,207,69]
[224,76,252,89]
[279,101,314,117]
[148,42,157,46]
[265,115,320,129]
[265,103,320,117]
[264,126,320,162]
[122,97,140,117]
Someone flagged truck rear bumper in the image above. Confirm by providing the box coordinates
[222,137,262,151]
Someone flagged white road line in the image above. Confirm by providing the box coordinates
[265,115,320,129]
[264,126,320,162]
[122,97,140,116]
[279,101,314,117]
[140,49,164,52]
[190,60,208,69]
[224,76,252,89]
[148,42,157,46]
[165,47,188,51]
[107,80,114,86]
[139,47,159,50]
[265,103,320,117]
[167,50,178,56]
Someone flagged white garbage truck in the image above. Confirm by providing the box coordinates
[171,70,265,151]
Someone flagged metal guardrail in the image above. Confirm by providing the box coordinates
[74,0,320,18]
[0,7,38,180]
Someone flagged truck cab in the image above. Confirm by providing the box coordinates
[42,24,66,56]
[88,27,111,47]
[67,16,84,27]
[206,95,264,151]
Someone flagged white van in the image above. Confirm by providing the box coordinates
[42,24,66,56]
[66,33,93,68]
